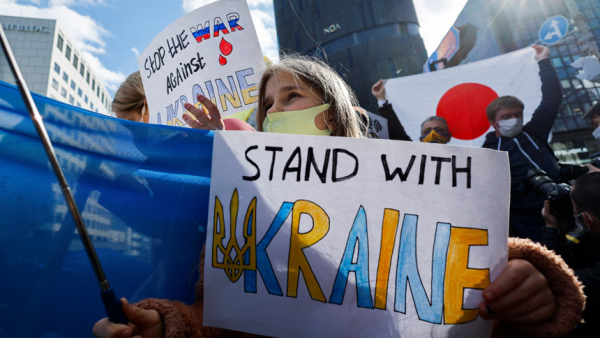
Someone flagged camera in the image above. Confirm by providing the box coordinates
[525,168,575,230]
[558,156,600,182]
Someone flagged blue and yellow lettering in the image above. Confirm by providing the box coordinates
[329,206,373,308]
[244,202,293,295]
[394,216,450,324]
[236,68,258,105]
[216,77,242,112]
[166,100,184,126]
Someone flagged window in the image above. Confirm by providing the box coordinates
[97,86,100,97]
[54,63,60,74]
[76,102,81,107]
[68,95,74,104]
[101,92,104,103]
[60,87,67,98]
[63,72,68,82]
[73,54,78,69]
[80,63,85,76]
[91,102,94,110]
[57,34,64,51]
[84,95,88,103]
[52,79,59,90]
[77,88,82,97]
[92,79,95,90]
[70,80,76,90]
[86,71,90,84]
[65,45,72,60]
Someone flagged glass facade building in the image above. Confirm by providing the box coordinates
[0,15,112,116]
[428,0,600,163]
[273,0,428,112]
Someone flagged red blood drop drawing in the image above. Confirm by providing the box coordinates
[220,38,233,56]
[436,83,498,140]
[219,54,227,66]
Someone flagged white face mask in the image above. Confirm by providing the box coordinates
[593,126,600,141]
[496,117,523,137]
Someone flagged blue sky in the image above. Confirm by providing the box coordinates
[0,0,467,96]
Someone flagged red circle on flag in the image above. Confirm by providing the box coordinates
[436,83,498,140]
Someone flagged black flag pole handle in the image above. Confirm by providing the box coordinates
[0,24,128,325]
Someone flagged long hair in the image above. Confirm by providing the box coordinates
[112,71,145,113]
[256,54,367,138]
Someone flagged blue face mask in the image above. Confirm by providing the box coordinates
[262,104,332,136]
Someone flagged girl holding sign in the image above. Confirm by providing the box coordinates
[94,55,583,338]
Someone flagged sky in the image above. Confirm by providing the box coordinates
[0,0,468,96]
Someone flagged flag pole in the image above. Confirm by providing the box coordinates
[0,25,128,324]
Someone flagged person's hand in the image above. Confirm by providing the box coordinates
[542,200,559,228]
[479,259,555,323]
[371,79,386,101]
[585,163,600,173]
[92,298,165,338]
[183,95,225,130]
[532,44,550,61]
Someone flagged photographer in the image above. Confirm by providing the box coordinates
[541,172,600,337]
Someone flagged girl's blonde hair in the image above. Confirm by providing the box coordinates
[112,71,145,113]
[257,54,367,138]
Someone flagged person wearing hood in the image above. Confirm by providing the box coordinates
[482,44,562,242]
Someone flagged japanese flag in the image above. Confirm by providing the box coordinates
[385,48,542,147]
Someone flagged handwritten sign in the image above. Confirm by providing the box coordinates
[137,0,265,126]
[204,132,509,338]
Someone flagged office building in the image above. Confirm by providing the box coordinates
[273,0,428,111]
[427,0,600,162]
[0,15,112,115]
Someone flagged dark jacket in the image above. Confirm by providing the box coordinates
[541,228,600,336]
[482,58,563,223]
[377,101,412,141]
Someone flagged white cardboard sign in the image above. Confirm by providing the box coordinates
[367,111,389,139]
[204,132,509,338]
[137,0,265,126]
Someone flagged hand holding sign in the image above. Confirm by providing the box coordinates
[137,0,264,126]
[479,258,555,323]
[183,94,225,130]
[204,131,512,337]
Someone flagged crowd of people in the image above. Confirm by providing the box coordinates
[92,44,600,337]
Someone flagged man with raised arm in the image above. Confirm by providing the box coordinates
[482,45,563,242]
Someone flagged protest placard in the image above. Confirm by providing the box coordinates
[137,0,265,126]
[367,111,389,139]
[204,132,510,337]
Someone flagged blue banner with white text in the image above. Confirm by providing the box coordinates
[0,81,212,337]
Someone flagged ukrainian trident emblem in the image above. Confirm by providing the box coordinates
[212,189,256,282]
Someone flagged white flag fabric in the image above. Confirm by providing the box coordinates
[385,48,542,147]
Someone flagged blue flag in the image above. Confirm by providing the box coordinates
[0,81,212,337]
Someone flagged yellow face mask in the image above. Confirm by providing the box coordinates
[420,130,449,143]
[262,104,332,136]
